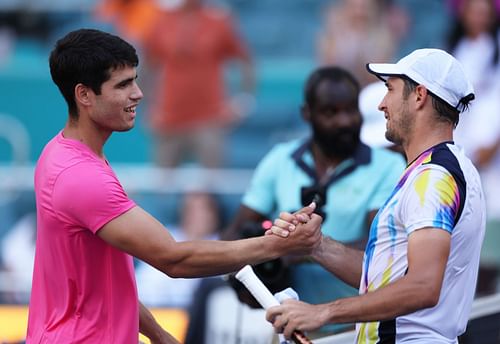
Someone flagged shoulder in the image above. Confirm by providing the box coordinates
[52,161,133,225]
[61,158,111,177]
[402,144,468,201]
[251,139,305,179]
[272,138,304,154]
[403,146,454,184]
[421,143,472,187]
[36,136,109,186]
[259,139,305,163]
[425,143,462,167]
[55,159,119,193]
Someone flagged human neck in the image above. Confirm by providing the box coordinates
[62,118,109,159]
[403,125,453,164]
[311,143,345,177]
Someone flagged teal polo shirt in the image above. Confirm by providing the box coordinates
[242,138,406,332]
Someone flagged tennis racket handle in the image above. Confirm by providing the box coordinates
[235,266,313,344]
[292,330,313,344]
[235,265,280,308]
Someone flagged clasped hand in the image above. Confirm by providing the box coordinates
[263,202,326,337]
[266,202,323,256]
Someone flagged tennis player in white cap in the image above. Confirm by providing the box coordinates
[267,48,485,343]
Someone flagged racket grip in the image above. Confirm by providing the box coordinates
[235,265,314,344]
[235,265,280,309]
[292,330,313,344]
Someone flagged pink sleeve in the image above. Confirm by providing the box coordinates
[52,161,136,233]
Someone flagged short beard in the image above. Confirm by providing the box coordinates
[312,125,361,159]
[385,126,401,145]
[386,100,413,146]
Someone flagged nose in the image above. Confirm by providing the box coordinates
[131,82,144,101]
[335,110,358,127]
[378,95,387,112]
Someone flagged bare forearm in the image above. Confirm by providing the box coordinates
[323,275,438,324]
[154,236,286,278]
[322,228,449,324]
[101,205,320,279]
[311,236,364,288]
[139,302,178,343]
[152,212,322,278]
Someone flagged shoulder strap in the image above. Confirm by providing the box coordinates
[291,139,372,188]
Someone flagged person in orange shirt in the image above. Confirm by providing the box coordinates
[94,0,161,44]
[144,0,255,168]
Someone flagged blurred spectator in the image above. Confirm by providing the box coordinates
[0,9,52,42]
[447,0,500,160]
[135,191,221,308]
[143,0,255,168]
[446,0,500,295]
[222,66,406,337]
[94,0,161,45]
[316,0,409,86]
[0,212,36,304]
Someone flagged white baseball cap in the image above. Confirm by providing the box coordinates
[366,48,475,112]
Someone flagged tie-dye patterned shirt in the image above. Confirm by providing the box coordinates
[356,142,485,343]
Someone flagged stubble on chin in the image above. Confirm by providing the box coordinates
[385,129,398,146]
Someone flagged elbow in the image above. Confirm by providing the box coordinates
[420,294,439,309]
[159,258,188,278]
[425,290,441,308]
[417,285,441,309]
[147,253,186,278]
[154,252,207,278]
[162,267,184,279]
[407,271,444,310]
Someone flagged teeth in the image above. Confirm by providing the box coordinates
[125,106,136,113]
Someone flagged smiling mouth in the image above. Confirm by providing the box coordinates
[124,105,136,114]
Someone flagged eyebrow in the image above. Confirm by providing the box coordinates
[115,74,138,87]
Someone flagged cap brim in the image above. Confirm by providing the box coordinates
[366,63,403,81]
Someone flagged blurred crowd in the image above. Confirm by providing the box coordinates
[1,0,500,343]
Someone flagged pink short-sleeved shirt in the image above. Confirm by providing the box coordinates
[27,131,138,343]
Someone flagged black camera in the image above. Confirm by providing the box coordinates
[300,185,327,220]
[227,221,290,309]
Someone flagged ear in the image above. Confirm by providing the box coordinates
[414,84,430,110]
[74,83,93,107]
[301,104,311,122]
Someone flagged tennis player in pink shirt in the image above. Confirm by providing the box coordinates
[27,28,322,343]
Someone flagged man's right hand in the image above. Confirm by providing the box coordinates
[267,202,323,255]
[266,202,317,237]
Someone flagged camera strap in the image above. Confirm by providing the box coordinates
[291,138,372,189]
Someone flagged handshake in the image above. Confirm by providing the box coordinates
[226,202,324,341]
[228,202,323,307]
[266,202,324,257]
